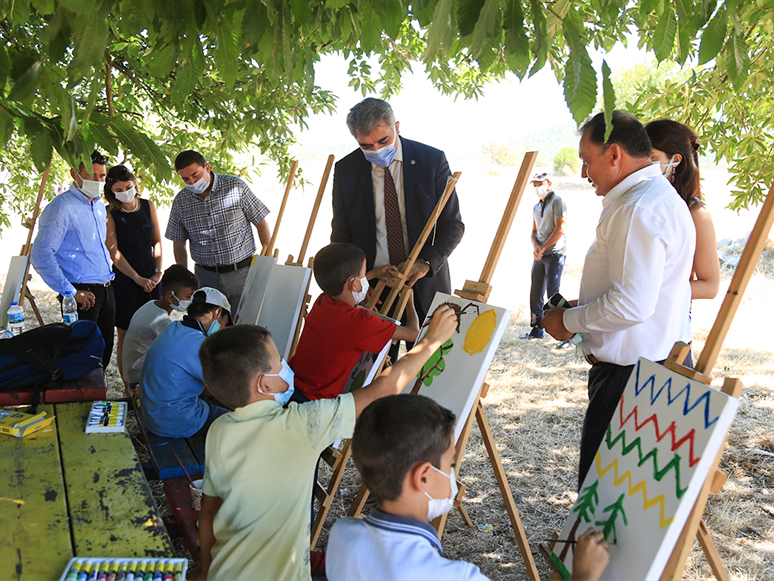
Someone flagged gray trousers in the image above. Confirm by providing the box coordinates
[194,264,250,314]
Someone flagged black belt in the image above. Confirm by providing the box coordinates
[585,353,602,366]
[73,281,111,289]
[196,257,252,273]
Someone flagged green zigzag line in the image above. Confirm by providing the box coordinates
[605,426,688,498]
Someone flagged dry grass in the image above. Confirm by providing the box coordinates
[5,269,773,581]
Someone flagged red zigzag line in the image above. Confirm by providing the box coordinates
[618,395,702,468]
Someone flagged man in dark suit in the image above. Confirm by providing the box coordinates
[331,98,464,329]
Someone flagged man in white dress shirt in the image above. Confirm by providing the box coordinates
[542,111,695,488]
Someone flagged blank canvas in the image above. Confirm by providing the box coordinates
[234,255,277,325]
[403,292,510,442]
[257,264,311,359]
[1,256,28,328]
[550,358,739,580]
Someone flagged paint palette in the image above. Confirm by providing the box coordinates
[59,558,188,581]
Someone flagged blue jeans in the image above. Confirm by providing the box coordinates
[529,253,565,326]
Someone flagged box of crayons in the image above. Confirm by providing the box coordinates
[0,408,55,438]
[59,558,188,581]
[85,401,128,434]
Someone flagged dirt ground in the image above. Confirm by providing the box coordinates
[2,167,773,580]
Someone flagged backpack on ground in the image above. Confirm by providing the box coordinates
[0,321,105,393]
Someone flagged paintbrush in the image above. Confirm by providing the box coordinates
[170,448,197,488]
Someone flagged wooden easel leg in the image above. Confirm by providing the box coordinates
[347,481,371,518]
[696,520,729,581]
[310,440,353,549]
[23,283,45,326]
[475,400,540,581]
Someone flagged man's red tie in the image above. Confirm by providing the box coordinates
[383,167,406,265]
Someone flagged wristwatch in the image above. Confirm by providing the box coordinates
[418,258,431,269]
[154,268,162,273]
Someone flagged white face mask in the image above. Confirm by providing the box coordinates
[424,466,457,521]
[653,154,680,181]
[171,291,191,313]
[185,173,210,194]
[352,275,369,304]
[534,184,550,200]
[114,186,137,203]
[78,178,105,198]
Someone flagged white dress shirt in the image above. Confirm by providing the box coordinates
[563,164,695,366]
[371,138,409,267]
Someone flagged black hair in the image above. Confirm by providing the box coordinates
[91,150,108,165]
[645,119,702,203]
[579,111,652,159]
[174,150,207,171]
[190,289,231,324]
[160,265,199,296]
[352,395,456,503]
[104,165,137,209]
[313,243,367,297]
[199,325,273,409]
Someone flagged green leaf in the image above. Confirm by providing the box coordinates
[146,43,178,78]
[675,20,692,65]
[69,13,109,78]
[470,0,499,59]
[84,120,117,156]
[503,0,529,78]
[425,0,455,58]
[290,0,310,25]
[528,0,547,77]
[30,127,54,173]
[457,0,486,38]
[698,4,727,65]
[653,6,677,62]
[602,60,615,141]
[0,45,9,91]
[10,0,31,26]
[31,0,56,13]
[725,15,750,88]
[8,59,43,102]
[325,0,350,8]
[359,2,382,52]
[562,17,597,125]
[215,19,240,89]
[171,56,199,104]
[59,0,101,13]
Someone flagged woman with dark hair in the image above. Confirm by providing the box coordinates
[645,119,720,300]
[104,165,163,382]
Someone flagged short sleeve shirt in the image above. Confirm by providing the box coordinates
[533,192,566,255]
[165,174,270,266]
[290,295,396,400]
[202,394,356,581]
[122,301,172,384]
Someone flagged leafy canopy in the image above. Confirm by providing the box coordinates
[0,0,770,229]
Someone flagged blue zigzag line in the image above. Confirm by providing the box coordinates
[634,361,719,429]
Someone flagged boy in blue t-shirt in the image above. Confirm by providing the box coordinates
[327,395,610,581]
[139,287,231,438]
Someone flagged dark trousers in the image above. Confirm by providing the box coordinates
[529,253,565,326]
[61,284,116,369]
[577,350,693,489]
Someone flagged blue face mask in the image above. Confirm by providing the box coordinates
[362,134,397,168]
[262,359,295,406]
[207,319,221,336]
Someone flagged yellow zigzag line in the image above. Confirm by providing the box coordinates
[595,453,675,528]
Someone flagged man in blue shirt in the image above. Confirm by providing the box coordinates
[31,151,116,368]
[139,287,231,438]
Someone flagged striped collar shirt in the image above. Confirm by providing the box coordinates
[165,173,270,267]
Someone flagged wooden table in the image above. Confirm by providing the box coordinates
[0,402,173,580]
[0,368,107,406]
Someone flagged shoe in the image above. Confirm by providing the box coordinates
[520,328,544,339]
[556,340,572,349]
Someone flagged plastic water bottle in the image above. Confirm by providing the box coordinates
[63,291,78,324]
[7,301,24,336]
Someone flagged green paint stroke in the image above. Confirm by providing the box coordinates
[595,493,627,544]
[572,479,599,523]
[605,426,688,498]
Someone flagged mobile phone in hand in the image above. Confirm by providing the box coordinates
[544,292,571,311]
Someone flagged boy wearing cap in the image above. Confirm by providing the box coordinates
[522,172,567,340]
[139,287,232,438]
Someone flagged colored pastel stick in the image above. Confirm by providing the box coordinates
[66,561,83,580]
[143,561,153,581]
[107,561,118,581]
[162,563,173,581]
[77,563,91,581]
[98,561,109,581]
[116,563,127,581]
[133,561,145,581]
[87,562,99,581]
[172,563,183,581]
[125,561,136,581]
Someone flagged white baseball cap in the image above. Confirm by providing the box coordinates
[191,287,231,319]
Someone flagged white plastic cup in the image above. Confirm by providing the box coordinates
[190,479,203,511]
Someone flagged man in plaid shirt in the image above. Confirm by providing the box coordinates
[166,150,272,308]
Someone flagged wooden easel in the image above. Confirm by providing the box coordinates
[261,160,298,257]
[286,154,334,358]
[17,165,51,326]
[545,180,774,580]
[309,171,462,549]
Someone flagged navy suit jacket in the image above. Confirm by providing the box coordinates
[331,137,464,320]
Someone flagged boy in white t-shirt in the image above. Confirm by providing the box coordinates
[122,265,198,386]
[326,395,610,581]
